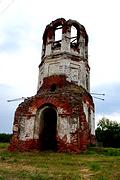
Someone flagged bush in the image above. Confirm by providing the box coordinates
[0,133,12,143]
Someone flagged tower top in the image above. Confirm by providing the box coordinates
[38,18,90,92]
[41,18,88,59]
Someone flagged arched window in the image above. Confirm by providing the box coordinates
[70,25,78,48]
[55,25,62,42]
[52,25,62,50]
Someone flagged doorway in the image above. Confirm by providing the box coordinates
[40,106,57,151]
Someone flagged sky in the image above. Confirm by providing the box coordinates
[0,0,120,133]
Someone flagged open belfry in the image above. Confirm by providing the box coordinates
[9,18,95,152]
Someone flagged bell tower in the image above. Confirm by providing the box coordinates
[9,18,95,153]
[37,18,90,92]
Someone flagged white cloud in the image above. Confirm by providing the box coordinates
[0,0,13,14]
[0,0,119,86]
[0,47,40,94]
[1,0,120,132]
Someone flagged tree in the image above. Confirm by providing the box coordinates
[0,133,12,143]
[95,117,120,148]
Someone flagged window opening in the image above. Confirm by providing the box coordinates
[50,84,57,92]
[55,26,62,42]
[70,26,77,48]
[52,26,62,50]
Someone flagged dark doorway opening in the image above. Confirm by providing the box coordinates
[41,107,57,151]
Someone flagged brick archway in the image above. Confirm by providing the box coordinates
[39,105,57,151]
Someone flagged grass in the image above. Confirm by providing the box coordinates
[0,143,120,179]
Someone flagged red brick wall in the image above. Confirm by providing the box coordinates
[9,75,95,152]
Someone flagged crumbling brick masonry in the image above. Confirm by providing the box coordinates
[9,18,95,152]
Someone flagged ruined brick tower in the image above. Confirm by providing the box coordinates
[9,18,95,152]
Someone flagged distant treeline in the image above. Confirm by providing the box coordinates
[96,117,120,148]
[0,133,12,143]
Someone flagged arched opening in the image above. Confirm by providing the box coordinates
[52,25,62,50]
[40,106,57,151]
[55,25,62,42]
[70,25,78,49]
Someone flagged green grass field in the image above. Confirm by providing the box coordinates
[0,143,120,180]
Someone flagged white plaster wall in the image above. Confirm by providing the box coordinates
[19,117,35,140]
[25,117,35,140]
[90,110,95,135]
[33,113,41,140]
[83,101,95,135]
[57,116,71,143]
[57,107,67,114]
[19,117,26,140]
[70,117,78,133]
[48,63,59,76]
[37,57,89,92]
[83,103,88,122]
[37,66,44,90]
[33,122,40,140]
[45,44,52,56]
[61,32,70,52]
[79,36,85,57]
[57,107,78,143]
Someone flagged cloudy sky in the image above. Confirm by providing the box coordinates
[0,0,120,133]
